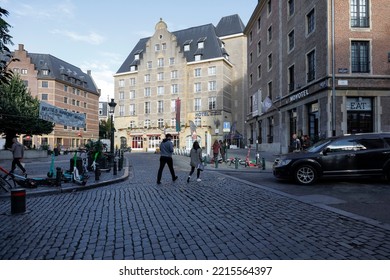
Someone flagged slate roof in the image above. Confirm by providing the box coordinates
[16,52,99,95]
[116,14,245,74]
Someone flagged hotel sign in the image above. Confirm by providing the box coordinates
[289,89,310,103]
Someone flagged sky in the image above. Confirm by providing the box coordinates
[1,0,257,101]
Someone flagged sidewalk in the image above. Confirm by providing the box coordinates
[0,153,129,198]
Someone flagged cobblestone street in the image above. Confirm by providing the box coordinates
[1,152,390,260]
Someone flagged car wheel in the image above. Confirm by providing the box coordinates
[294,164,317,185]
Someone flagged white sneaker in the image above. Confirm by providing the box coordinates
[196,178,201,182]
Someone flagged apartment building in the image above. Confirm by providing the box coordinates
[8,44,100,150]
[245,0,390,154]
[113,15,247,153]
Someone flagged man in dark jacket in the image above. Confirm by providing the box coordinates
[157,134,178,184]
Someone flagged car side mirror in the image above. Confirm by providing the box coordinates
[322,148,330,155]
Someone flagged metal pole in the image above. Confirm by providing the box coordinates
[331,0,336,136]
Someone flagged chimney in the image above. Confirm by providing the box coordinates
[18,44,24,51]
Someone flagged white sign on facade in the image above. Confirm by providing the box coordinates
[346,98,372,111]
[39,102,86,128]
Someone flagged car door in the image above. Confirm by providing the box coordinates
[354,136,389,175]
[319,138,358,176]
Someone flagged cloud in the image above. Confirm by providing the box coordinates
[9,1,75,19]
[51,29,105,45]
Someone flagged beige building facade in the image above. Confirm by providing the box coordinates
[245,0,390,154]
[113,16,247,154]
[7,44,100,150]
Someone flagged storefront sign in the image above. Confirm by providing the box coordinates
[346,98,372,111]
[195,110,222,117]
[289,89,310,103]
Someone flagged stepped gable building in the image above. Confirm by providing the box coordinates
[245,0,390,154]
[114,15,247,154]
[8,44,100,150]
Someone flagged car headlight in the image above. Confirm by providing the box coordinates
[274,159,291,167]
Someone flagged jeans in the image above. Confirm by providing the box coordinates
[157,156,176,183]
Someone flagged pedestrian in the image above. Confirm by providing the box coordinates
[219,140,227,162]
[10,137,27,176]
[187,141,203,183]
[212,139,220,163]
[156,134,178,184]
[290,133,301,152]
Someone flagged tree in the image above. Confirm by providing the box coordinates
[0,7,17,85]
[0,75,54,148]
[99,119,114,139]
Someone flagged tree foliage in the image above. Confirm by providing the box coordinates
[0,7,17,85]
[0,75,54,148]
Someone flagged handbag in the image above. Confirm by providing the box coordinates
[197,163,204,171]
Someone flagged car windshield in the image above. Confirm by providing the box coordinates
[306,139,332,153]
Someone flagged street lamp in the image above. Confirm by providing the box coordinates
[108,98,117,156]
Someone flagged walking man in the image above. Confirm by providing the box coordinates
[157,134,178,184]
[10,137,27,176]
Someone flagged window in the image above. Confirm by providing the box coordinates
[208,97,216,110]
[249,31,253,43]
[130,90,135,99]
[257,16,261,30]
[134,54,140,60]
[351,0,369,27]
[147,61,152,69]
[194,98,201,111]
[208,81,217,91]
[267,26,272,42]
[171,118,176,128]
[194,68,201,77]
[169,57,175,65]
[155,44,160,51]
[194,82,201,93]
[119,91,125,100]
[119,79,125,87]
[162,43,166,50]
[64,85,68,92]
[288,30,295,52]
[144,87,151,97]
[249,52,253,64]
[157,86,164,95]
[130,65,137,72]
[198,41,204,49]
[351,41,370,73]
[268,81,273,99]
[144,74,150,82]
[129,104,136,115]
[157,72,164,81]
[158,119,164,128]
[307,9,315,34]
[158,100,164,113]
[288,65,295,92]
[208,66,216,75]
[171,100,176,112]
[249,74,253,86]
[267,0,272,14]
[42,81,48,88]
[171,70,178,79]
[129,120,136,128]
[257,64,261,79]
[288,0,294,17]
[21,69,27,74]
[307,50,316,82]
[130,78,136,86]
[257,40,261,55]
[64,97,68,104]
[194,54,202,61]
[119,105,124,116]
[144,119,150,128]
[158,58,164,67]
[171,84,178,94]
[42,69,49,75]
[145,102,151,114]
[41,93,48,100]
[268,53,273,70]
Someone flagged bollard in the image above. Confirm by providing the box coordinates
[113,159,117,175]
[11,189,26,214]
[235,157,239,169]
[118,152,123,171]
[55,167,62,187]
[95,163,100,181]
[215,159,218,168]
[262,157,266,170]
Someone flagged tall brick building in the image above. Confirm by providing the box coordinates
[7,44,100,150]
[245,0,390,154]
[113,16,247,154]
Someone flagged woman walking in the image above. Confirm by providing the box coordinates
[187,141,203,183]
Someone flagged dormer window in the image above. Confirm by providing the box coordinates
[130,65,137,72]
[195,54,202,61]
[42,69,49,75]
[183,40,192,52]
[197,37,206,49]
[135,54,140,60]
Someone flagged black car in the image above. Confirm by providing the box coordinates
[273,133,390,185]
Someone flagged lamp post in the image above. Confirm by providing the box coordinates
[108,98,117,160]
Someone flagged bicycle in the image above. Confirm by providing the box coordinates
[0,166,17,192]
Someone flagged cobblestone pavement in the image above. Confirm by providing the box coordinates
[0,152,390,260]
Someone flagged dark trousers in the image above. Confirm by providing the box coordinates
[11,158,26,174]
[157,156,176,182]
[189,166,201,178]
